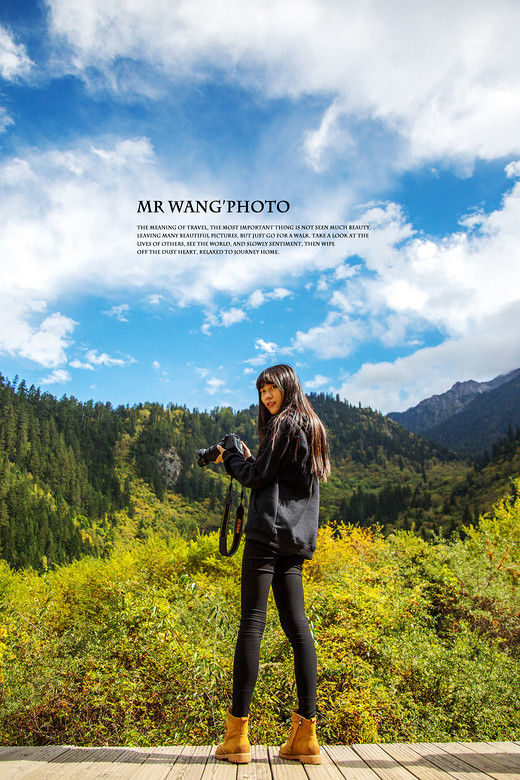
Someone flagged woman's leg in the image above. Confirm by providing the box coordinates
[272,556,317,719]
[231,540,276,717]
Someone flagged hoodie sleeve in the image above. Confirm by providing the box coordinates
[222,421,294,489]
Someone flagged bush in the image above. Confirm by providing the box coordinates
[1,483,520,745]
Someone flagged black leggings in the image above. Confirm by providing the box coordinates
[231,539,317,719]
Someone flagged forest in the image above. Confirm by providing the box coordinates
[2,371,519,572]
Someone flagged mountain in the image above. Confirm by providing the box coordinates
[418,370,520,455]
[388,368,520,434]
[388,368,520,455]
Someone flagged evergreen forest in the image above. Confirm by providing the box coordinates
[2,371,519,572]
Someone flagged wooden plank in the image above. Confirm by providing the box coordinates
[303,746,346,779]
[160,745,212,780]
[0,747,97,780]
[237,745,271,780]
[0,746,69,763]
[127,746,185,780]
[433,743,520,780]
[457,743,520,769]
[325,745,383,780]
[0,746,70,779]
[0,748,43,764]
[19,746,128,780]
[202,747,237,780]
[324,745,382,780]
[165,745,212,780]
[81,747,151,778]
[2,744,520,780]
[351,743,420,780]
[483,744,520,755]
[377,743,463,780]
[268,745,307,780]
[406,742,502,780]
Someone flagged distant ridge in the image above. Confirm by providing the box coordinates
[388,368,520,455]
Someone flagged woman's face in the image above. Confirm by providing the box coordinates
[260,383,283,415]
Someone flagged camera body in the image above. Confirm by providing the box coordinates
[196,432,244,467]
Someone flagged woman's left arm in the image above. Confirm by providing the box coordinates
[221,424,294,489]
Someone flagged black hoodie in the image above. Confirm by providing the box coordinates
[222,415,320,559]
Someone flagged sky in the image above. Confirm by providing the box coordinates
[1,0,520,415]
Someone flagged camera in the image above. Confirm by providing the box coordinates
[196,432,244,467]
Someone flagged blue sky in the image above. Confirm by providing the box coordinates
[1,0,520,414]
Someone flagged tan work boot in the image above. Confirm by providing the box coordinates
[215,706,251,764]
[279,711,321,764]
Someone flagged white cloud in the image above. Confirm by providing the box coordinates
[22,313,77,367]
[0,299,76,367]
[505,160,520,178]
[40,368,71,385]
[293,312,366,359]
[245,337,294,368]
[334,264,361,281]
[70,349,130,370]
[0,25,33,80]
[280,167,520,412]
[248,288,293,308]
[206,376,226,395]
[104,303,130,321]
[84,350,127,367]
[0,140,158,325]
[201,306,250,333]
[338,305,520,413]
[272,288,292,300]
[0,107,14,133]
[248,290,266,308]
[304,374,331,391]
[220,307,247,327]
[255,339,278,355]
[1,135,344,374]
[304,98,354,173]
[46,0,520,166]
[293,173,520,368]
[0,26,33,133]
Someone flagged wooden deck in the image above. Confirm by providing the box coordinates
[1,742,520,780]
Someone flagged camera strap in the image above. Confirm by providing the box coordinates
[219,476,244,557]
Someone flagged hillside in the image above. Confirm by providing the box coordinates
[445,425,520,518]
[388,368,520,450]
[419,371,520,455]
[388,369,520,438]
[2,371,519,571]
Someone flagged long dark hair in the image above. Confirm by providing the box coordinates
[256,364,330,481]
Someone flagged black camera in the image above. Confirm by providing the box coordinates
[196,432,244,467]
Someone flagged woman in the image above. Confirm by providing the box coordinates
[214,364,330,765]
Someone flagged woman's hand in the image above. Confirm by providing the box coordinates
[215,441,251,464]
